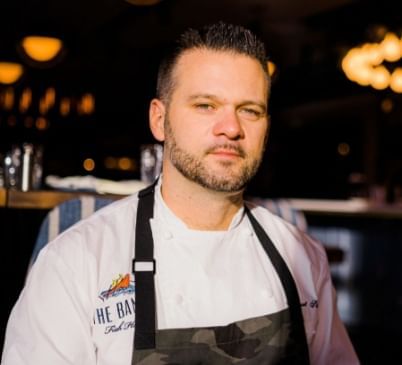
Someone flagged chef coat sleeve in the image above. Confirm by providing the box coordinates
[1,243,96,365]
[309,248,360,365]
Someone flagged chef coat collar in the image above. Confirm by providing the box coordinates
[154,175,246,232]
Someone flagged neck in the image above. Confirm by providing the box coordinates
[160,170,244,231]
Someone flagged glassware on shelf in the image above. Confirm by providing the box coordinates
[140,143,163,184]
[2,144,44,191]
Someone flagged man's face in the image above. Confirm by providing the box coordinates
[161,49,269,193]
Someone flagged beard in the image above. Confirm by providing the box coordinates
[163,117,265,193]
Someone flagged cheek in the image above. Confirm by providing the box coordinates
[168,123,204,153]
[174,119,211,147]
[248,125,268,152]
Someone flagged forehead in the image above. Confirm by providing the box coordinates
[171,48,268,101]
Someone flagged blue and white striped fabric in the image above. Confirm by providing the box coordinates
[249,197,308,232]
[28,196,115,273]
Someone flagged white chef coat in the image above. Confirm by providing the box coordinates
[1,183,359,365]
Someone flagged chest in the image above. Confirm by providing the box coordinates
[153,227,287,328]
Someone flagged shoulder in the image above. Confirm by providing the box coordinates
[38,193,140,272]
[246,201,327,259]
[245,201,329,286]
[81,193,140,230]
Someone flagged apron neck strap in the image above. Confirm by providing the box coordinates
[132,182,157,349]
[245,206,310,364]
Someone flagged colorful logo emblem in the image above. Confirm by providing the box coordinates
[99,273,135,301]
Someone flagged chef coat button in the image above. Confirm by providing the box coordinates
[243,228,254,236]
[163,231,173,240]
[261,289,273,298]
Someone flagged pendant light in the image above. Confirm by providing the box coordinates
[20,35,63,63]
[0,62,23,84]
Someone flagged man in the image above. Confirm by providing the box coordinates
[2,22,359,364]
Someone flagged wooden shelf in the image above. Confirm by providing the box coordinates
[2,189,402,218]
[0,188,6,207]
[2,189,123,210]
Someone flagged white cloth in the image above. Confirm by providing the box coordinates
[2,184,359,365]
[45,175,147,195]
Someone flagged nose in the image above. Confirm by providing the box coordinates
[212,108,244,140]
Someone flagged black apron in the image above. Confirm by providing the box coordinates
[131,184,310,364]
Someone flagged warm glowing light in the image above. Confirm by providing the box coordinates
[0,62,23,84]
[354,66,372,86]
[118,157,134,171]
[19,88,32,112]
[78,93,95,115]
[381,32,401,62]
[3,88,15,110]
[362,43,383,65]
[267,61,276,77]
[338,143,350,156]
[104,157,136,171]
[390,68,402,93]
[342,49,369,82]
[36,116,49,130]
[60,97,71,116]
[370,66,390,90]
[104,157,117,169]
[38,88,55,114]
[342,31,402,92]
[83,158,95,172]
[45,87,56,106]
[381,98,393,113]
[21,36,63,62]
[39,97,48,114]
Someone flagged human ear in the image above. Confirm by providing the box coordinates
[149,98,166,142]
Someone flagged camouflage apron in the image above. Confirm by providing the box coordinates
[131,184,310,365]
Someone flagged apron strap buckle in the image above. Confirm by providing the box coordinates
[132,258,156,275]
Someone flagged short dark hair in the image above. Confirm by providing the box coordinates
[156,22,269,103]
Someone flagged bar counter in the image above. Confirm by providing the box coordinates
[289,197,402,219]
[0,188,122,210]
[0,188,5,207]
[1,188,402,218]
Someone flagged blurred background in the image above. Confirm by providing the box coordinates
[1,0,402,199]
[1,0,402,363]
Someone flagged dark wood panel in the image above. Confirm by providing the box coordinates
[0,188,5,207]
[7,190,123,209]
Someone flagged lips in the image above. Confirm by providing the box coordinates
[207,145,245,158]
[212,149,240,156]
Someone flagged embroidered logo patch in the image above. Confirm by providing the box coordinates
[300,299,319,308]
[99,273,135,301]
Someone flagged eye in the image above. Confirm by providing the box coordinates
[194,103,215,112]
[239,107,263,120]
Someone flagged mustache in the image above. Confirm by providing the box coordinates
[205,144,246,158]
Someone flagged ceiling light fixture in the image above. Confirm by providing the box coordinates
[0,62,24,84]
[20,35,63,63]
[342,31,402,92]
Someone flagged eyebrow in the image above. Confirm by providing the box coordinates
[187,94,218,102]
[187,94,267,112]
